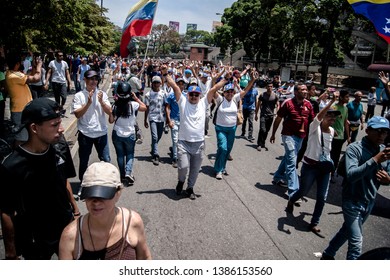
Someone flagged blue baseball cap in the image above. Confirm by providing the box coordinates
[188,86,202,94]
[367,116,390,130]
[184,69,192,75]
[224,83,235,92]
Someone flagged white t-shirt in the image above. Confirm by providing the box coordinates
[71,88,110,138]
[215,93,241,127]
[303,116,334,163]
[48,60,69,84]
[178,95,209,142]
[113,102,140,137]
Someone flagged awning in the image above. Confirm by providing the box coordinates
[367,63,390,72]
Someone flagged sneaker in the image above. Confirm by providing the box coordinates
[216,172,223,180]
[125,174,135,184]
[248,136,255,142]
[186,188,196,200]
[152,155,160,166]
[122,178,129,188]
[240,133,245,137]
[294,198,303,207]
[320,252,335,260]
[272,179,287,188]
[172,159,178,168]
[176,181,184,195]
[227,155,233,161]
[136,138,143,144]
[222,170,229,176]
[256,146,262,151]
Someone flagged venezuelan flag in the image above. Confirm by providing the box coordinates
[120,0,158,57]
[348,0,390,44]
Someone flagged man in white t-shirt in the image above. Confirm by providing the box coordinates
[162,65,229,200]
[71,70,111,183]
[144,75,167,166]
[44,51,72,111]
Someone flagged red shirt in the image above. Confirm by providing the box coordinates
[277,98,314,138]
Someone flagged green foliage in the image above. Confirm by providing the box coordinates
[185,30,215,46]
[214,0,377,70]
[0,0,118,55]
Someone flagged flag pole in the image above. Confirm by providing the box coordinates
[141,0,159,70]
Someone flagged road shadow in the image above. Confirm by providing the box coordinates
[136,188,201,201]
[277,211,311,235]
[245,143,258,149]
[135,155,172,165]
[300,178,390,219]
[255,182,288,200]
[200,165,215,178]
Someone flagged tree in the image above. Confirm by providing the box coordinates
[0,0,118,55]
[185,30,215,46]
[149,24,180,56]
[214,0,375,85]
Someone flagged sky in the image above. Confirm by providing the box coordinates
[103,0,237,33]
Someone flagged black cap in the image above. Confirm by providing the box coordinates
[115,81,132,99]
[21,98,63,125]
[84,69,100,79]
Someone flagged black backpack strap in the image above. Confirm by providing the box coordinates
[213,97,224,125]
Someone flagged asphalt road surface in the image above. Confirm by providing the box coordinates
[1,84,389,260]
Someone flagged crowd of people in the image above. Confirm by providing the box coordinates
[0,51,390,260]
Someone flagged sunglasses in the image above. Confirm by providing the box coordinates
[373,128,389,134]
[189,92,200,97]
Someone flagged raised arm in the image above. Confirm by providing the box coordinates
[161,65,181,102]
[317,91,338,122]
[207,71,230,104]
[239,70,259,99]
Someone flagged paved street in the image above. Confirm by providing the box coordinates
[1,81,389,260]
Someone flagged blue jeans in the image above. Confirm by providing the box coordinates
[323,199,374,260]
[273,135,303,198]
[112,130,136,179]
[214,125,236,173]
[78,132,110,181]
[290,162,330,226]
[72,72,80,92]
[149,121,164,157]
[170,119,180,160]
